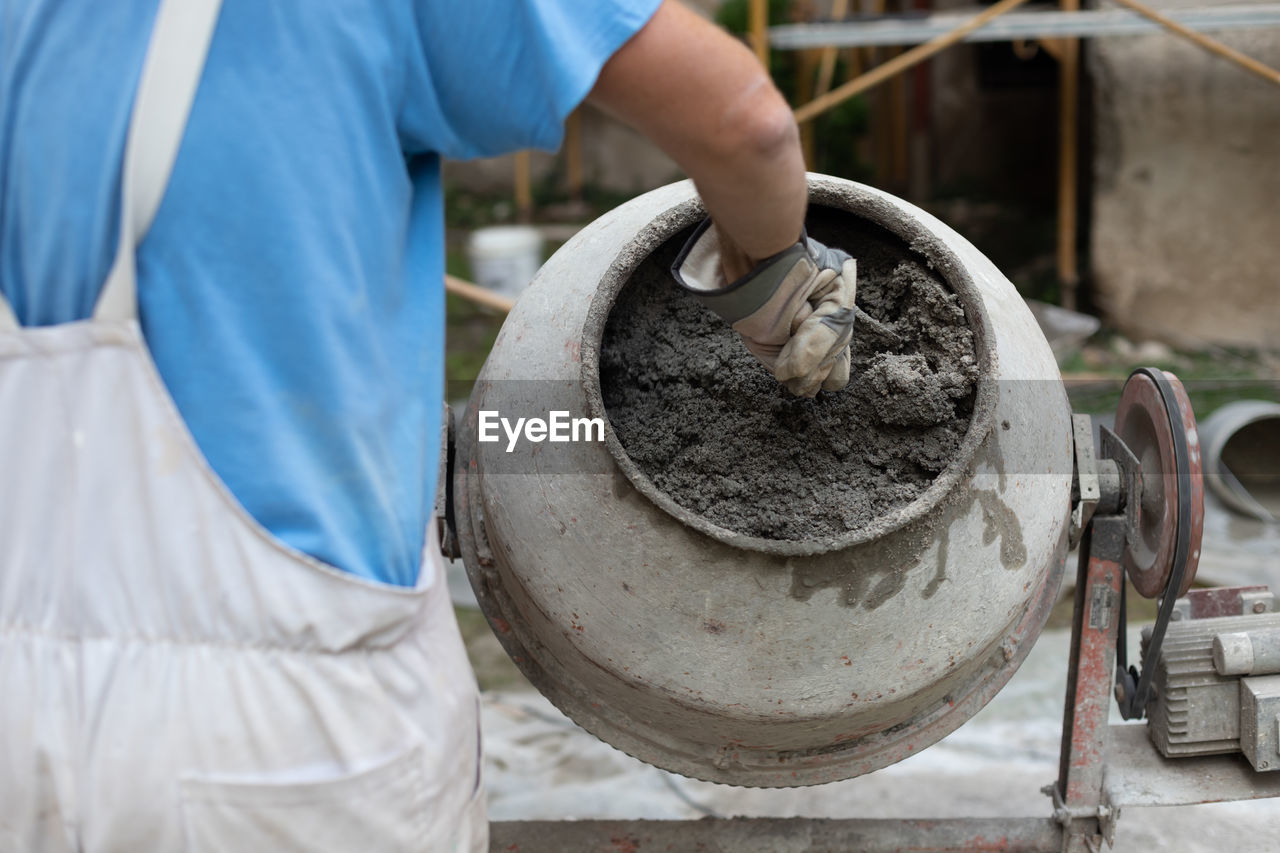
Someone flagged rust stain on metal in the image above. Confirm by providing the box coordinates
[1188,585,1268,619]
[1064,550,1122,805]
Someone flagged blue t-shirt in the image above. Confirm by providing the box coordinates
[1,0,661,586]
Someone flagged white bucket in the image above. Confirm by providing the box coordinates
[466,226,544,300]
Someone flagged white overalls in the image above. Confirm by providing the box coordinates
[0,1,486,850]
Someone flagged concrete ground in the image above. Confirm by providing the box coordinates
[474,628,1280,852]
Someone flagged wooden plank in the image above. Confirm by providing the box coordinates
[445,274,515,314]
[750,0,770,66]
[490,818,1063,852]
[770,4,1280,48]
[513,151,533,222]
[564,108,583,202]
[1057,0,1081,308]
[815,0,852,96]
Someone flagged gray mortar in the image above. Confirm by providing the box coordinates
[599,208,980,541]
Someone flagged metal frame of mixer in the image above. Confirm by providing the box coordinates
[485,369,1280,853]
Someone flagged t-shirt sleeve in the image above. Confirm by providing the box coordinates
[400,0,663,159]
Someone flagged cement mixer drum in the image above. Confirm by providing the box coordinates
[453,176,1073,786]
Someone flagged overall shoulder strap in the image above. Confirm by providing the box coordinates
[94,0,223,323]
[0,295,16,333]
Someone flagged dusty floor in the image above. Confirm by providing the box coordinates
[469,626,1280,853]
[449,494,1280,853]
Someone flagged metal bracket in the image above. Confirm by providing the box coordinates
[1173,586,1277,621]
[1097,425,1141,538]
[1055,516,1126,853]
[1243,590,1277,616]
[1098,791,1119,848]
[1043,783,1118,850]
[1069,414,1100,549]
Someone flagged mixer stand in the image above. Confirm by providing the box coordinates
[488,370,1280,852]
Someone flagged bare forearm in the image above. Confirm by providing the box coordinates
[688,123,807,280]
[588,1,807,278]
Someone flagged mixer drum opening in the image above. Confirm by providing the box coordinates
[598,205,984,553]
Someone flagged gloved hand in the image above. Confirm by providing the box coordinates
[671,220,857,397]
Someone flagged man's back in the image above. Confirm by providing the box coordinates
[1,0,654,584]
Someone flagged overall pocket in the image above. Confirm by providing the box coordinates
[180,745,438,852]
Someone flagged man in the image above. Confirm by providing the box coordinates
[0,0,854,849]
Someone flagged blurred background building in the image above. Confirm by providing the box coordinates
[444,0,1280,351]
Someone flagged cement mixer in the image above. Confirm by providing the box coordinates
[441,176,1280,851]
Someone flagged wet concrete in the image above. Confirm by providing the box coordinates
[599,211,979,542]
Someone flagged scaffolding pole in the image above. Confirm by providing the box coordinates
[793,0,1035,124]
[1058,0,1081,308]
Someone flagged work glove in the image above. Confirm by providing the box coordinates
[671,220,857,397]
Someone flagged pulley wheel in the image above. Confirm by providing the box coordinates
[1114,369,1204,598]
